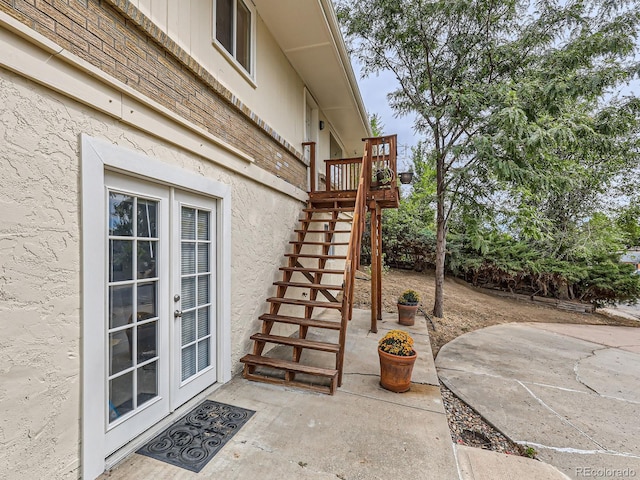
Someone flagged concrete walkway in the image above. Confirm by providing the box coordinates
[103,311,572,479]
[437,323,640,480]
[103,310,458,479]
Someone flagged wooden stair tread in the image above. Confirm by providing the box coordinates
[240,355,338,377]
[274,281,344,290]
[266,297,342,309]
[294,229,350,233]
[289,241,349,246]
[250,333,340,353]
[299,218,352,223]
[279,267,344,274]
[302,207,354,213]
[258,313,342,330]
[284,253,347,259]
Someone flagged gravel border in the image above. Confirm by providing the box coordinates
[440,383,529,457]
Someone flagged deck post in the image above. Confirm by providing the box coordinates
[375,204,383,322]
[369,201,378,333]
[303,141,316,192]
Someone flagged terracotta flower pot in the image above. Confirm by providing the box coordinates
[378,348,417,393]
[397,303,418,326]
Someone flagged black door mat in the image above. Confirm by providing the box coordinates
[137,400,255,473]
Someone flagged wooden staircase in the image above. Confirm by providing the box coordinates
[240,202,355,394]
[240,135,398,395]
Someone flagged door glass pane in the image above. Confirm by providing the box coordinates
[137,199,157,238]
[109,285,133,329]
[197,243,209,273]
[108,189,162,425]
[198,275,209,305]
[197,339,209,372]
[109,330,133,375]
[179,203,214,385]
[109,193,133,236]
[197,307,210,337]
[181,345,196,381]
[138,241,157,279]
[109,371,133,421]
[181,243,195,275]
[236,0,251,71]
[137,361,157,407]
[110,240,133,282]
[197,211,209,240]
[137,283,157,319]
[181,207,196,240]
[137,321,157,362]
[181,310,196,345]
[182,277,195,309]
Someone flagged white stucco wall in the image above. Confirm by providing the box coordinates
[0,67,304,479]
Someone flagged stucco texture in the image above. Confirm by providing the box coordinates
[0,69,304,479]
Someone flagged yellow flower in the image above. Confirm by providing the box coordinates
[378,329,415,356]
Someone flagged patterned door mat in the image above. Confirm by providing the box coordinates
[137,400,255,473]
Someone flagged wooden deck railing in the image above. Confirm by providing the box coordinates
[337,141,370,386]
[314,134,398,196]
[366,135,397,190]
[325,157,362,192]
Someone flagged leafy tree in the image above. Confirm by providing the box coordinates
[369,112,385,136]
[338,0,640,316]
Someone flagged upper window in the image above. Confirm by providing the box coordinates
[215,0,254,76]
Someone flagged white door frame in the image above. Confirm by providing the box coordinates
[81,135,231,480]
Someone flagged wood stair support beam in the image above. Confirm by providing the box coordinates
[250,334,339,353]
[258,313,342,330]
[240,355,338,395]
[273,281,343,291]
[266,297,342,309]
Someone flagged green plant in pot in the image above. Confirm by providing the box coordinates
[397,289,420,326]
[378,329,417,392]
[373,166,393,186]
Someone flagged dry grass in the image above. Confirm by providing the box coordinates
[353,269,639,357]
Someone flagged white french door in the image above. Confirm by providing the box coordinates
[104,173,217,453]
[172,191,217,409]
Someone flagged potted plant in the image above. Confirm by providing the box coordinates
[378,329,417,392]
[373,166,393,186]
[397,289,420,326]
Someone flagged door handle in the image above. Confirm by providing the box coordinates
[174,310,182,318]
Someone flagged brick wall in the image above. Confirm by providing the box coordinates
[0,0,308,189]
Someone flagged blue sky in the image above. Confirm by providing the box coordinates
[354,63,418,171]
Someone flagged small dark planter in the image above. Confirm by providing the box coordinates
[397,302,418,326]
[399,171,414,184]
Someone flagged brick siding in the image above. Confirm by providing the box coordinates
[0,0,308,190]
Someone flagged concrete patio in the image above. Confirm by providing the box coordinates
[437,323,640,480]
[102,310,569,479]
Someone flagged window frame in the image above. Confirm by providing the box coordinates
[212,0,257,84]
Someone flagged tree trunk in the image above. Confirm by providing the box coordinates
[433,152,446,318]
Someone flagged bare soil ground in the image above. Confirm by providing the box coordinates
[353,268,638,358]
[353,268,639,456]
